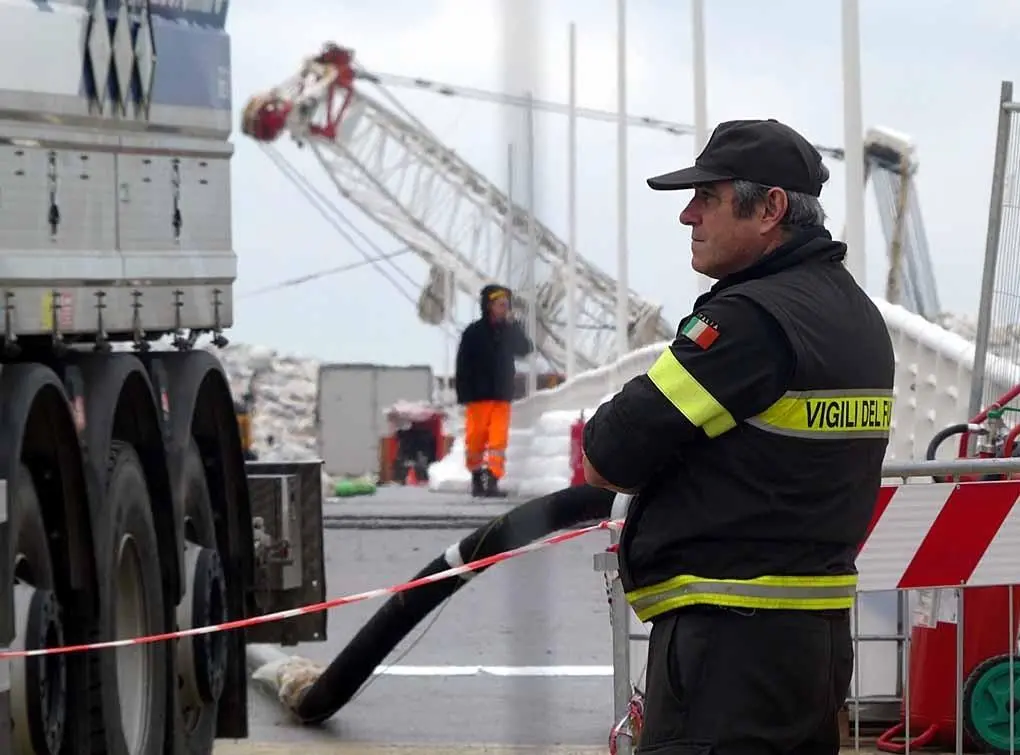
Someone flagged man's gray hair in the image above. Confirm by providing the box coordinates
[730,180,827,232]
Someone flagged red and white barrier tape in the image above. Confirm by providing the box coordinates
[608,690,646,754]
[0,518,623,660]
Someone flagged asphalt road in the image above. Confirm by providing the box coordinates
[246,486,623,748]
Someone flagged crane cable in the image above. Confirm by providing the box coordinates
[356,68,848,160]
[884,155,913,306]
[258,143,461,338]
[238,248,411,299]
[259,143,418,302]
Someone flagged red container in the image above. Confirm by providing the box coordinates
[569,415,586,486]
[382,411,447,485]
[877,585,1020,752]
[419,413,446,462]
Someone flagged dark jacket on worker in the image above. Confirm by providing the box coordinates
[454,285,534,405]
[583,227,895,621]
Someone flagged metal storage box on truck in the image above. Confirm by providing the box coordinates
[316,363,434,478]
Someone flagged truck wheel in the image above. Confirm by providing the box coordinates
[91,442,167,755]
[175,440,228,754]
[9,463,68,755]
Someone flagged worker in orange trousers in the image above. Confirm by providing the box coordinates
[455,284,533,498]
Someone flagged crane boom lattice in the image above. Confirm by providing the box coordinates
[367,71,942,320]
[242,44,672,373]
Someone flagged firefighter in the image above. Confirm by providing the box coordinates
[455,283,533,497]
[582,119,895,754]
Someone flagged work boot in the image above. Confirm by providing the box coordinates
[470,470,485,497]
[483,470,509,499]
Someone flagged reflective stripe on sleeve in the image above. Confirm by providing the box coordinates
[747,389,893,440]
[625,573,858,623]
[646,349,736,438]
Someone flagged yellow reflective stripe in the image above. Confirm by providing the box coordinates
[626,572,859,601]
[748,389,893,439]
[631,594,856,622]
[646,350,736,438]
[625,573,858,623]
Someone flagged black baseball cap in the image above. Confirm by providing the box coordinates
[647,119,829,197]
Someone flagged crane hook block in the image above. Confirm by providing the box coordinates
[241,94,293,143]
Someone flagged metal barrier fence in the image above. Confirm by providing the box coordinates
[971,80,1020,419]
[596,457,1020,754]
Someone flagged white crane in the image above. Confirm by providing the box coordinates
[243,44,672,373]
[242,44,941,374]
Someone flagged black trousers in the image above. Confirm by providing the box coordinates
[636,606,853,755]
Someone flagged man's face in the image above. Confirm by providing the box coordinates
[677,181,786,279]
[489,296,509,321]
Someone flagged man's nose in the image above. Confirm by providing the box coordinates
[678,204,698,227]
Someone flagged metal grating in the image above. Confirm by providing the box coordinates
[972,82,1020,416]
[984,115,1020,383]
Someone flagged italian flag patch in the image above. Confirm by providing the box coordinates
[681,313,719,349]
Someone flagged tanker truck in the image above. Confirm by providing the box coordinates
[0,2,328,753]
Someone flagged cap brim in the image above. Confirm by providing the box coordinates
[646,166,733,191]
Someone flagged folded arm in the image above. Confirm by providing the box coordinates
[582,294,795,492]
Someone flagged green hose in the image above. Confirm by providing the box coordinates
[333,477,377,497]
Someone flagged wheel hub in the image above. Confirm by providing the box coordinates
[967,656,1020,752]
[177,541,228,706]
[10,583,66,755]
[114,533,152,753]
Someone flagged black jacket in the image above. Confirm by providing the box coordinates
[455,286,534,404]
[583,228,895,604]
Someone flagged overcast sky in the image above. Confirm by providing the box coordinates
[224,0,1019,371]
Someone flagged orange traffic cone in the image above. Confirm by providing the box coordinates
[405,465,419,486]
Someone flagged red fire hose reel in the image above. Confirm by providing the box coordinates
[926,384,1020,483]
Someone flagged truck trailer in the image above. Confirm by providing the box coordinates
[0,2,328,753]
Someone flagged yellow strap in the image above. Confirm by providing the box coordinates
[646,349,736,438]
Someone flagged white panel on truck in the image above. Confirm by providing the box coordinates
[316,363,434,478]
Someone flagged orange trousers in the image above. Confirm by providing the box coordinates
[464,400,511,479]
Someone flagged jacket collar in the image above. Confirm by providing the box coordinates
[696,227,846,306]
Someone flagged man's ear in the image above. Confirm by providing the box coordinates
[760,187,789,234]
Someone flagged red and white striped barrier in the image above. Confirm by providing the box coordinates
[858,480,1020,592]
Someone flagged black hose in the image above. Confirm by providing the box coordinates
[925,422,987,483]
[925,423,971,462]
[292,484,617,725]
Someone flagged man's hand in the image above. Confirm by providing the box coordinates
[583,452,638,494]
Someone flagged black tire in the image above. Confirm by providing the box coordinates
[10,463,68,755]
[176,439,227,755]
[90,441,167,755]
